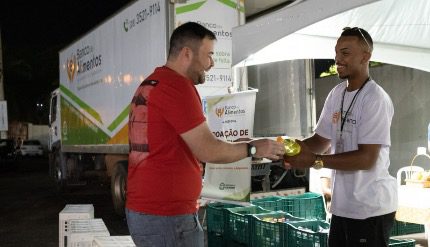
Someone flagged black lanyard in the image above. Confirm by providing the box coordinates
[340,77,370,134]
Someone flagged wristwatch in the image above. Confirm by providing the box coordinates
[247,143,257,157]
[313,154,324,170]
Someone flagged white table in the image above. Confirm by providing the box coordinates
[396,185,430,245]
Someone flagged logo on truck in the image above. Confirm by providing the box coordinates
[65,45,103,82]
[66,56,77,82]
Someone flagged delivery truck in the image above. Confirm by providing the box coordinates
[48,0,245,215]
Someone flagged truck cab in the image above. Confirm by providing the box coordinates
[48,89,61,152]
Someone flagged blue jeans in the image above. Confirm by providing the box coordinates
[126,208,204,247]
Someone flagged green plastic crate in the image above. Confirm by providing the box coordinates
[390,220,425,236]
[207,232,247,247]
[207,231,224,247]
[279,192,326,220]
[206,202,241,235]
[225,205,271,245]
[251,196,285,211]
[388,238,415,247]
[285,220,330,247]
[249,211,304,247]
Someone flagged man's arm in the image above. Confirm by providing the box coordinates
[303,133,331,154]
[180,121,284,163]
[285,137,381,171]
[319,144,381,170]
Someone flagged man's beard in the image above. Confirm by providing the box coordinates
[196,71,205,85]
[187,63,206,85]
[337,70,348,80]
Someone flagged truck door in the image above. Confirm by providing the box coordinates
[49,91,61,150]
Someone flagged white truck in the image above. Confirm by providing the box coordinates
[49,0,243,215]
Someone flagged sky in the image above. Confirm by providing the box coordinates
[0,0,133,124]
[0,0,334,125]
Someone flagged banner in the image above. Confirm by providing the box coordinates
[201,90,257,203]
[175,0,245,98]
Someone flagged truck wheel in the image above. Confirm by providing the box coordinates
[111,161,127,216]
[54,151,67,192]
[66,154,79,180]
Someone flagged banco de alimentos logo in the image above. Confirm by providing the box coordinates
[219,182,235,190]
[215,105,246,118]
[215,107,225,118]
[66,55,77,82]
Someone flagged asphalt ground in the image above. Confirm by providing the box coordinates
[0,156,209,247]
[0,156,129,247]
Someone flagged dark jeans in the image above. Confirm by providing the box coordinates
[328,212,396,247]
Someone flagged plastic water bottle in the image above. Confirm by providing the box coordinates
[276,136,301,156]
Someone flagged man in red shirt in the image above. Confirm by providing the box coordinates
[126,22,284,247]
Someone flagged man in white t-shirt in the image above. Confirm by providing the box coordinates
[284,27,397,246]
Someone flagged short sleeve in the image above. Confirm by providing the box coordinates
[315,87,337,140]
[357,89,393,145]
[156,80,206,134]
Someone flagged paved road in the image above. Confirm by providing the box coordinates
[0,156,129,247]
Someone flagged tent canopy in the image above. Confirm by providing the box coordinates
[232,0,430,72]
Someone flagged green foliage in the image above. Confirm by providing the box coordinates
[319,61,384,78]
[319,64,337,77]
[370,61,383,67]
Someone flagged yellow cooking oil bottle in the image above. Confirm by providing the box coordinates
[276,136,301,156]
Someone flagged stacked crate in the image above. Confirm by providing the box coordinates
[249,211,303,247]
[284,220,330,247]
[59,204,94,247]
[207,193,327,247]
[388,238,416,247]
[93,236,136,247]
[67,218,110,247]
[224,205,271,245]
[206,193,416,247]
[390,219,425,236]
[206,202,241,247]
[59,204,136,247]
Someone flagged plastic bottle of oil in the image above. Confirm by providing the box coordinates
[276,136,301,156]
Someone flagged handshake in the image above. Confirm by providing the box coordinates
[242,136,301,161]
[276,136,301,157]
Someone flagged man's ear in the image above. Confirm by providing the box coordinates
[181,47,193,62]
[362,51,371,64]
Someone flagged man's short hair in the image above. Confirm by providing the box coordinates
[341,27,373,52]
[168,22,216,58]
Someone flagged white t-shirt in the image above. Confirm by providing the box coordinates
[309,167,332,195]
[315,79,397,219]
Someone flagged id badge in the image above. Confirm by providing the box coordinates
[336,140,344,153]
[336,131,344,153]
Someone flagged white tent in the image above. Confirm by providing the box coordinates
[232,0,430,73]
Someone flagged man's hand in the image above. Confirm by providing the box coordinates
[250,138,285,161]
[283,140,315,169]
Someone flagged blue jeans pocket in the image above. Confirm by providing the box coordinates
[175,214,202,247]
[132,234,165,247]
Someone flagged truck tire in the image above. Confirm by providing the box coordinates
[54,150,67,192]
[111,161,127,216]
